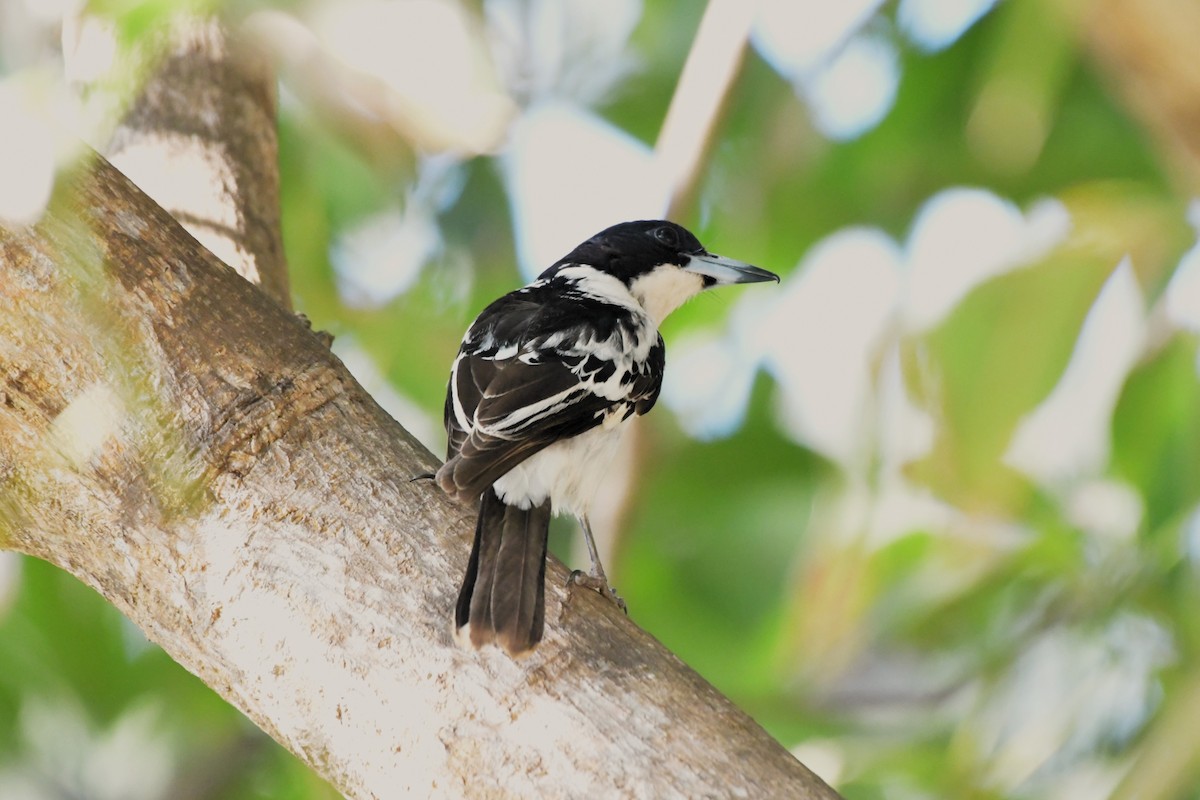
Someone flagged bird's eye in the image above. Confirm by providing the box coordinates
[652,225,679,247]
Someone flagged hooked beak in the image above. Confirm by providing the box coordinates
[685,252,780,286]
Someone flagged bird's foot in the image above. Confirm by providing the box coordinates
[568,570,628,614]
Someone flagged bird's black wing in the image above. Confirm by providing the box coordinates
[440,353,613,499]
[437,285,662,502]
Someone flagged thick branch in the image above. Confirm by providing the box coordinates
[0,155,837,798]
[67,16,291,305]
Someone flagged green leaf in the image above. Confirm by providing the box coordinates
[905,185,1191,513]
[1112,334,1200,535]
[904,251,1108,513]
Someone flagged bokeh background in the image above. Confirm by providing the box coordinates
[3,0,1200,798]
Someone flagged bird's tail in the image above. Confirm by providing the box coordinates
[455,487,551,656]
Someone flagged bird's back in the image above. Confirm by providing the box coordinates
[441,271,665,505]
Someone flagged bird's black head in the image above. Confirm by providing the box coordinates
[542,220,779,323]
[549,220,704,282]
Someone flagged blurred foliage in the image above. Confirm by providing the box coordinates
[4,0,1200,798]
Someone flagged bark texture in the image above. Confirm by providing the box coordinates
[68,15,291,306]
[0,155,839,798]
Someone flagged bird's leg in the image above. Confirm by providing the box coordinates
[568,516,628,614]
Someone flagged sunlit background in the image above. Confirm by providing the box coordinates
[3,0,1200,797]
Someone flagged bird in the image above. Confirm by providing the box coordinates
[436,220,778,655]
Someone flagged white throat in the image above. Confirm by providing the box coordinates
[628,265,705,324]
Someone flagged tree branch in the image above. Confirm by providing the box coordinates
[66,15,291,305]
[0,154,837,797]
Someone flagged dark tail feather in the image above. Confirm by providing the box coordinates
[455,487,550,655]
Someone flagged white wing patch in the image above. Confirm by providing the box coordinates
[449,352,471,432]
[490,343,519,360]
[475,384,584,437]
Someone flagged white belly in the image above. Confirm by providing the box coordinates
[492,423,626,518]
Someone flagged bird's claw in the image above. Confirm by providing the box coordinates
[568,569,628,614]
